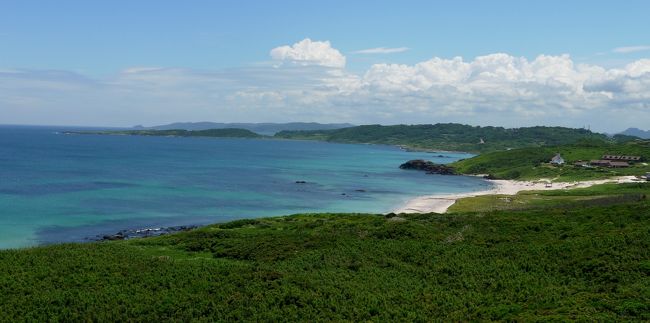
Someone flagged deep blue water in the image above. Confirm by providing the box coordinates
[0,125,491,248]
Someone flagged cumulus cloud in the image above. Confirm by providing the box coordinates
[260,52,650,128]
[2,40,650,131]
[350,54,650,123]
[270,38,346,68]
[352,47,410,54]
[613,45,650,54]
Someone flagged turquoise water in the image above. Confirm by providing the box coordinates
[0,125,492,248]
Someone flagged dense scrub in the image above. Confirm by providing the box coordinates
[1,195,649,321]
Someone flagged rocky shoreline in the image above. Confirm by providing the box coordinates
[90,225,199,241]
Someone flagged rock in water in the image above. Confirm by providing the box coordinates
[95,225,198,241]
[399,159,457,175]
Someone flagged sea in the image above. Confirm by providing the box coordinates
[0,125,492,249]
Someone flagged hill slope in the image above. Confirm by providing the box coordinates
[275,123,611,153]
[619,127,650,139]
[1,188,649,321]
[451,139,650,181]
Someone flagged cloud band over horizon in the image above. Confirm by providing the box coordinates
[1,38,649,132]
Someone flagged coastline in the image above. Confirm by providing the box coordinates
[393,176,640,214]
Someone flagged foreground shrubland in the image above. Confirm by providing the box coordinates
[1,186,649,321]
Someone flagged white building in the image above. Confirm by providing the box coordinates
[550,153,565,165]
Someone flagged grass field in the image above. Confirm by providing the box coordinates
[449,182,650,213]
[1,184,649,321]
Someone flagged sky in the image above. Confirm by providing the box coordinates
[1,0,650,132]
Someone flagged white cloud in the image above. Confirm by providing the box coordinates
[352,47,410,54]
[352,53,650,122]
[612,45,650,54]
[270,38,346,68]
[2,40,650,131]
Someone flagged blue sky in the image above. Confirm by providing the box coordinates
[1,0,650,131]
[3,0,649,73]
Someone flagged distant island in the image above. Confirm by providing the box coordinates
[65,128,263,138]
[132,122,355,135]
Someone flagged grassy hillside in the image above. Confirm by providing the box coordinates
[449,182,649,213]
[1,187,649,321]
[275,123,614,153]
[67,128,264,138]
[451,139,650,181]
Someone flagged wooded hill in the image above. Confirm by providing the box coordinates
[274,124,625,153]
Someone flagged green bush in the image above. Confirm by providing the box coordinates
[1,198,649,321]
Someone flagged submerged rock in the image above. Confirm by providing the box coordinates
[95,225,198,241]
[399,159,457,175]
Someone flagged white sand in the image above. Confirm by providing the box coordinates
[393,176,640,214]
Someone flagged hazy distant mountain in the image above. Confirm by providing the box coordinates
[134,122,355,135]
[618,127,650,139]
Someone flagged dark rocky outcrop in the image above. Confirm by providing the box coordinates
[95,225,198,241]
[399,159,457,175]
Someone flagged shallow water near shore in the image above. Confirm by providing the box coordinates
[0,125,492,248]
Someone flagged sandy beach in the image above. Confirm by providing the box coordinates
[393,176,640,214]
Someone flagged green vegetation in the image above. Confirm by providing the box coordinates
[449,182,649,213]
[68,128,264,138]
[274,123,616,153]
[70,124,638,156]
[6,124,648,320]
[2,184,649,321]
[451,139,650,181]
